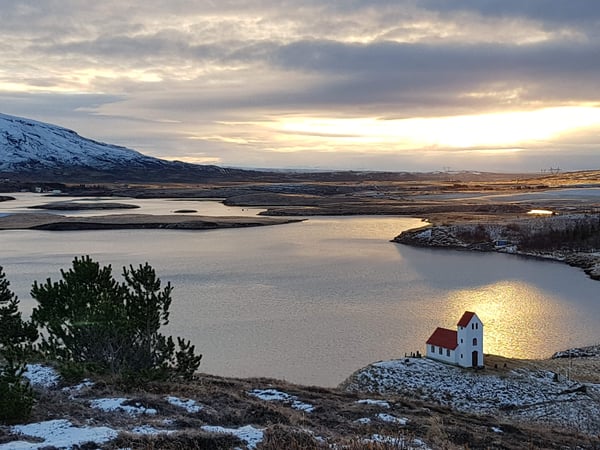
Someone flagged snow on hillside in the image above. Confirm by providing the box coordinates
[6,365,265,449]
[344,357,600,435]
[0,113,166,172]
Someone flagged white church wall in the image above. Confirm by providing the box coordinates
[426,344,456,365]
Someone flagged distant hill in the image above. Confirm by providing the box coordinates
[0,113,253,182]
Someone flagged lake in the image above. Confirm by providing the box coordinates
[1,194,598,386]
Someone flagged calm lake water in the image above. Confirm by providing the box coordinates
[1,194,598,386]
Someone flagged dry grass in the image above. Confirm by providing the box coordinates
[484,353,600,384]
[109,430,242,449]
[8,364,598,450]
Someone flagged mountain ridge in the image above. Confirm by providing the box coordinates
[0,113,247,182]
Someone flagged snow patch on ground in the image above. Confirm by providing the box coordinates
[376,413,409,425]
[130,425,175,435]
[368,434,430,449]
[248,388,315,413]
[22,364,60,388]
[354,417,372,424]
[345,358,600,434]
[291,401,315,412]
[165,395,203,413]
[416,228,432,239]
[1,419,118,450]
[90,397,158,415]
[201,425,264,449]
[61,379,95,399]
[356,399,390,408]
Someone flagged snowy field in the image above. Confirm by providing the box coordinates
[345,357,600,435]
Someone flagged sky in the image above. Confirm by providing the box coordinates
[2,0,600,173]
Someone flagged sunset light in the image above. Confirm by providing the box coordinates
[275,106,600,151]
[445,281,570,359]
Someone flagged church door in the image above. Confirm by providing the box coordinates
[471,350,478,367]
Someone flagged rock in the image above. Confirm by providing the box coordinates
[393,226,467,248]
[552,346,600,359]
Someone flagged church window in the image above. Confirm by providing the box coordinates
[438,347,442,355]
[473,338,478,346]
[446,349,450,357]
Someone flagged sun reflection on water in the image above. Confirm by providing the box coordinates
[444,281,571,359]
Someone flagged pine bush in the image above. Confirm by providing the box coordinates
[0,266,38,423]
[31,256,201,380]
[0,365,34,423]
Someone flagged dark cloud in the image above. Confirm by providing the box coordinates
[272,39,600,77]
[420,0,600,23]
[27,32,277,70]
[26,34,600,117]
[0,92,124,117]
[263,39,600,114]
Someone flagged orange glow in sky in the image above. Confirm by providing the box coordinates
[273,106,600,151]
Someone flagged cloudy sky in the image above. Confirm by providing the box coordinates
[2,1,600,172]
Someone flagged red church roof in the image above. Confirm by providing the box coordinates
[457,311,476,327]
[426,327,458,350]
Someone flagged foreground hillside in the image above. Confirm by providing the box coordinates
[1,350,599,449]
[343,350,600,438]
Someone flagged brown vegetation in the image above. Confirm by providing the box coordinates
[5,360,597,449]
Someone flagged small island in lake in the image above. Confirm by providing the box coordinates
[28,201,140,211]
[0,212,302,231]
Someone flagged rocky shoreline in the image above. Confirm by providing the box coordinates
[552,345,600,359]
[393,215,600,281]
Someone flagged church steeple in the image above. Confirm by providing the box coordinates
[456,311,483,368]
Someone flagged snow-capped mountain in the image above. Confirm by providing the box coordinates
[0,113,242,181]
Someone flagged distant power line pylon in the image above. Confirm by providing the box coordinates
[542,167,561,175]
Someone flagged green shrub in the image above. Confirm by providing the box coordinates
[31,256,201,380]
[0,265,38,423]
[0,366,34,423]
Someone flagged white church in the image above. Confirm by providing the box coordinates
[426,311,484,368]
